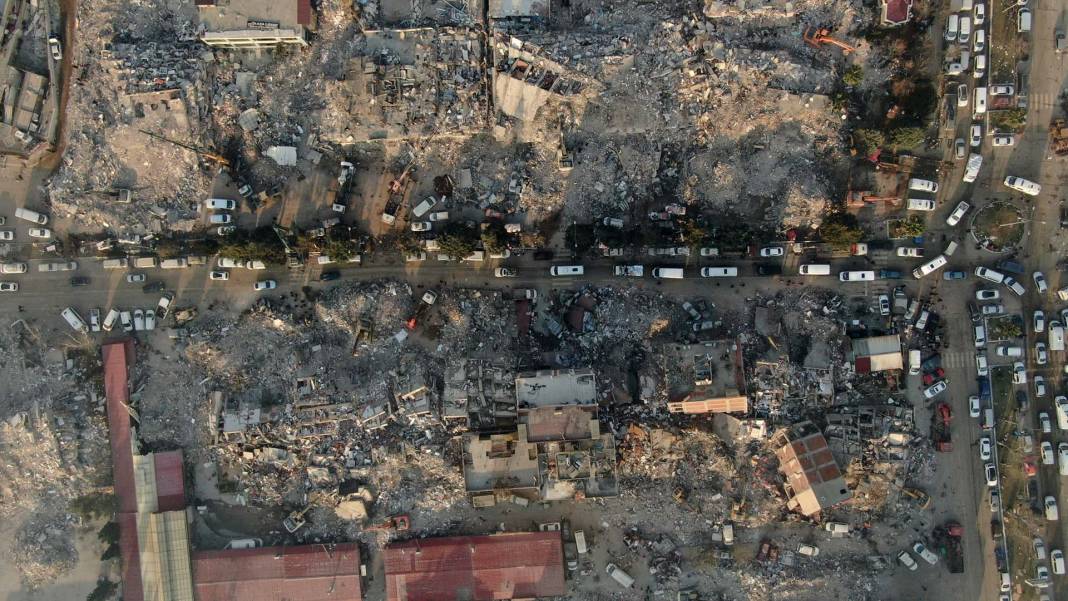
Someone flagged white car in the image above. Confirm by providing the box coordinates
[217,226,236,236]
[980,436,992,461]
[204,199,236,210]
[1036,342,1048,365]
[133,309,145,331]
[1043,441,1056,465]
[839,271,875,282]
[411,222,432,232]
[878,294,890,316]
[405,251,427,262]
[0,262,27,274]
[1053,550,1066,575]
[897,551,918,571]
[976,352,989,376]
[209,214,232,224]
[991,84,1014,95]
[1047,496,1059,520]
[1004,176,1042,196]
[1034,272,1048,293]
[126,273,146,283]
[47,37,62,61]
[28,227,52,239]
[1013,362,1028,384]
[992,134,1015,147]
[1059,443,1068,476]
[976,289,1000,301]
[760,246,784,257]
[700,247,720,257]
[913,542,939,565]
[1035,375,1047,397]
[428,211,449,222]
[982,304,1004,316]
[974,3,986,25]
[969,396,981,418]
[1040,412,1053,434]
[946,201,970,226]
[217,257,240,268]
[244,260,267,270]
[984,463,998,487]
[1004,276,1025,296]
[144,309,156,331]
[0,282,18,292]
[897,247,924,258]
[1035,310,1046,333]
[0,231,13,241]
[89,308,101,332]
[412,197,437,218]
[494,267,517,278]
[120,311,133,332]
[957,83,969,106]
[954,138,966,159]
[209,271,229,281]
[970,124,983,147]
[253,280,277,291]
[923,381,948,399]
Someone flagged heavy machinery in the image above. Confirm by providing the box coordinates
[901,487,931,510]
[802,26,856,54]
[362,515,410,532]
[283,504,313,533]
[138,129,230,167]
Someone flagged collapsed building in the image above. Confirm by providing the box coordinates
[103,341,363,601]
[196,0,314,49]
[772,420,852,517]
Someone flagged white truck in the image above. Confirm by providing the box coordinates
[963,153,983,183]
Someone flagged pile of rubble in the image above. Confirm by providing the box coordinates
[11,512,78,589]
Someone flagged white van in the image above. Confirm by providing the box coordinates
[700,267,738,278]
[102,308,120,332]
[1018,8,1032,33]
[1004,176,1041,196]
[61,307,88,334]
[908,349,921,375]
[912,254,948,279]
[605,564,634,588]
[133,257,159,269]
[959,16,972,44]
[799,264,831,276]
[839,270,875,282]
[14,207,48,225]
[908,178,939,193]
[946,14,960,40]
[550,265,584,276]
[575,531,588,554]
[963,153,983,183]
[102,258,129,269]
[973,54,986,79]
[652,267,685,279]
[974,324,987,347]
[1055,397,1068,430]
[908,198,936,211]
[973,87,987,117]
[160,258,189,269]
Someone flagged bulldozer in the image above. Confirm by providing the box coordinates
[802,26,856,54]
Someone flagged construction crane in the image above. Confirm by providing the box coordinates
[387,160,416,194]
[138,129,230,167]
[802,26,856,54]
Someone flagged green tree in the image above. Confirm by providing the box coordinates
[842,64,864,87]
[889,127,925,150]
[891,215,926,238]
[320,237,354,262]
[820,212,864,248]
[87,579,118,601]
[218,227,286,264]
[101,544,120,561]
[853,129,885,155]
[991,108,1027,132]
[97,522,120,545]
[154,238,184,259]
[565,223,596,254]
[438,222,480,259]
[679,218,707,249]
[480,222,508,254]
[69,493,117,521]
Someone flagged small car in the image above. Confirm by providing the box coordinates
[217,226,236,236]
[1043,441,1056,465]
[1040,412,1053,434]
[428,211,449,222]
[237,184,253,199]
[133,309,145,331]
[1004,276,1026,296]
[0,231,13,241]
[244,261,266,270]
[89,308,101,332]
[47,37,62,61]
[28,227,51,239]
[878,294,890,316]
[897,551,918,571]
[209,271,229,281]
[494,267,517,278]
[1035,537,1048,559]
[958,83,969,106]
[984,463,998,487]
[209,214,232,224]
[946,201,970,226]
[1034,271,1048,293]
[319,271,341,281]
[923,381,948,399]
[992,134,1015,147]
[969,395,981,418]
[1035,310,1046,333]
[1035,376,1047,398]
[974,2,986,24]
[897,247,924,258]
[982,304,1004,316]
[1036,342,1048,365]
[913,542,939,565]
[976,289,1000,301]
[1052,549,1065,575]
[217,257,240,268]
[980,437,992,461]
[422,290,438,305]
[759,246,784,257]
[954,138,966,159]
[970,123,983,147]
[411,222,432,232]
[144,309,156,331]
[126,273,146,283]
[700,247,720,257]
[944,270,967,280]
[991,84,1014,96]
[120,311,133,332]
[0,282,18,292]
[253,280,277,291]
[1013,362,1027,384]
[412,197,436,217]
[70,276,90,286]
[204,199,236,210]
[1,262,27,274]
[406,251,427,262]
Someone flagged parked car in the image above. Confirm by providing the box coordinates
[913,542,939,565]
[759,246,784,257]
[209,271,229,280]
[969,396,981,418]
[943,270,968,280]
[1035,376,1047,397]
[896,247,924,258]
[980,437,992,461]
[984,463,998,487]
[970,123,983,147]
[1036,342,1048,365]
[126,273,146,283]
[494,267,517,278]
[319,271,341,281]
[897,551,918,571]
[923,381,948,399]
[1035,271,1049,293]
[992,134,1015,147]
[253,280,277,291]
[976,289,1000,300]
[1035,310,1046,333]
[1013,361,1028,384]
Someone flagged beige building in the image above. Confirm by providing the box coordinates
[772,421,852,516]
[197,0,314,49]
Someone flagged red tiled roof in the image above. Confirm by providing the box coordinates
[882,0,911,24]
[153,450,186,512]
[117,512,144,601]
[297,0,312,25]
[192,544,362,601]
[384,532,566,601]
[103,341,136,514]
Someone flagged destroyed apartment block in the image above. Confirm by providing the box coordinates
[442,358,516,430]
[772,420,852,517]
[391,364,435,424]
[490,33,597,123]
[325,28,485,144]
[748,358,834,422]
[824,403,916,462]
[487,0,550,21]
[196,0,315,49]
[463,368,618,505]
[1,66,53,150]
[104,342,364,601]
[665,341,749,415]
[103,41,204,97]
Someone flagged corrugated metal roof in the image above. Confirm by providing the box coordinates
[153,451,186,512]
[103,341,137,514]
[192,544,362,601]
[297,0,312,25]
[384,532,566,601]
[118,512,145,601]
